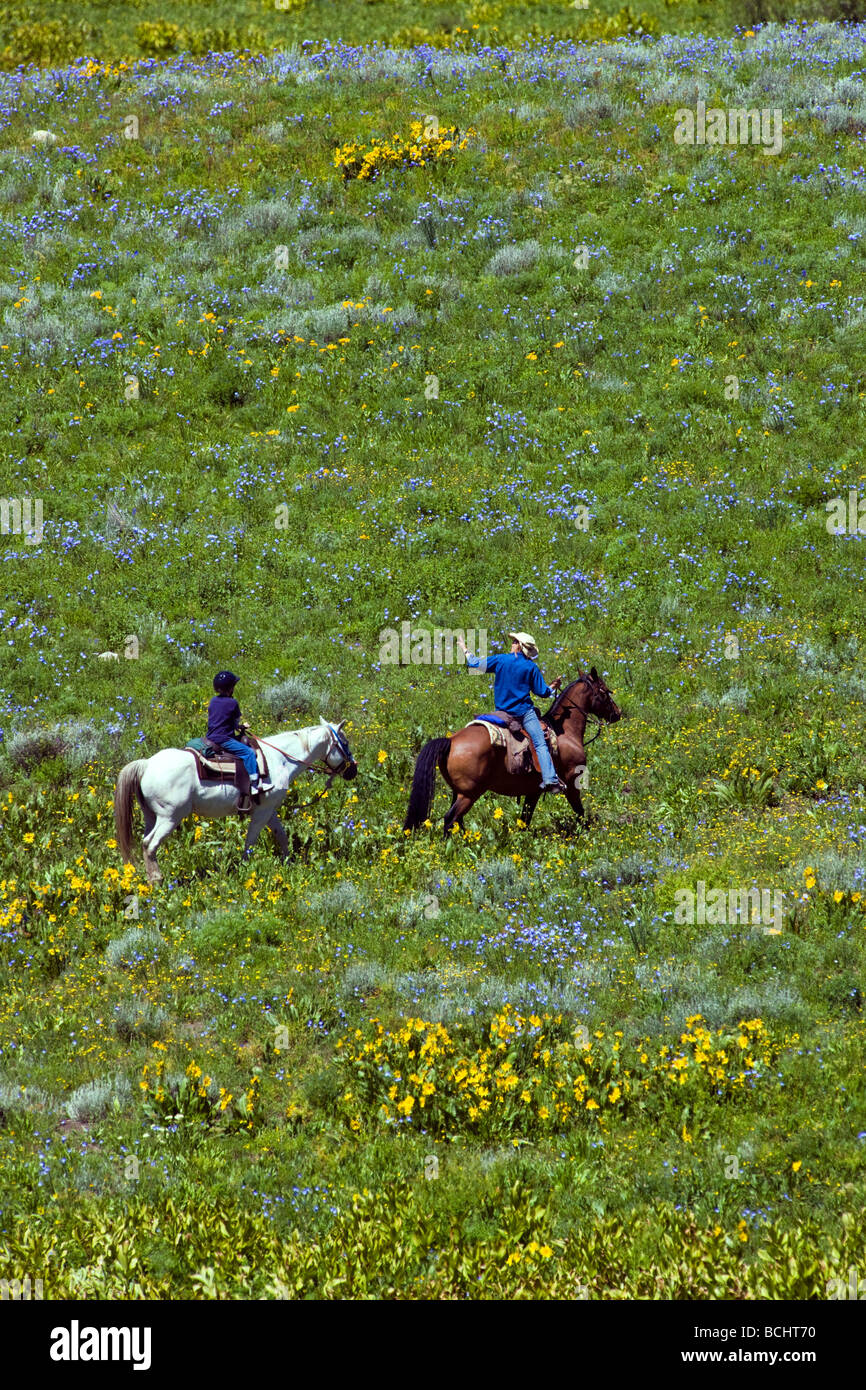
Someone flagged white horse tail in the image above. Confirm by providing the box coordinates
[114,759,148,864]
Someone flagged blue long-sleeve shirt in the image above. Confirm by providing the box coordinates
[207,695,242,745]
[465,651,553,716]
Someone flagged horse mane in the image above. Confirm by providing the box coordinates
[544,675,588,722]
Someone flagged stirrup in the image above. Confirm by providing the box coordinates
[542,778,567,795]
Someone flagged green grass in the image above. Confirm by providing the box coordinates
[0,19,865,1298]
[0,0,778,72]
[4,0,866,72]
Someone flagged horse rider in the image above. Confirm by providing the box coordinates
[457,631,566,794]
[206,670,274,800]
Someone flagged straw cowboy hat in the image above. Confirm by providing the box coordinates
[508,631,539,660]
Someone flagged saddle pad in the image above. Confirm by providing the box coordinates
[467,720,558,756]
[473,709,529,734]
[184,740,268,780]
[467,720,558,777]
[187,737,218,756]
[468,718,508,748]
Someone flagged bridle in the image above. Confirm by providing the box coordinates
[545,674,612,748]
[253,724,355,780]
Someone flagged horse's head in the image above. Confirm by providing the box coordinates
[581,666,621,724]
[320,717,358,779]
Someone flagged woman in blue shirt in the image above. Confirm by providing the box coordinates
[458,631,565,793]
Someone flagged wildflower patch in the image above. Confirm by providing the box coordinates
[801,865,866,931]
[140,1056,261,1135]
[334,1008,786,1138]
[334,122,470,181]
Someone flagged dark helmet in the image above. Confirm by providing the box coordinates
[213,670,240,693]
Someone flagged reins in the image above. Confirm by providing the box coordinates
[293,781,336,810]
[250,732,344,809]
[583,712,605,747]
[252,733,338,777]
[546,677,606,746]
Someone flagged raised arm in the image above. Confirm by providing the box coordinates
[458,635,494,671]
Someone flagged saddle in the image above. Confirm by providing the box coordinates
[469,711,558,779]
[185,735,270,815]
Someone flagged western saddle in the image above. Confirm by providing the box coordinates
[185,735,271,815]
[469,710,558,779]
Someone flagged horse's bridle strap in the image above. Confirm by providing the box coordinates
[251,733,343,778]
[545,677,604,744]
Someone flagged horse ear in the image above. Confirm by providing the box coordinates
[319,716,330,728]
[337,719,347,731]
[590,665,599,681]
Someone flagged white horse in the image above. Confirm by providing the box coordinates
[113,718,357,884]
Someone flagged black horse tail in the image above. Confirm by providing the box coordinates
[403,737,451,832]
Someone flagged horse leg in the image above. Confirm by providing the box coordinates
[243,803,275,860]
[141,815,176,884]
[434,726,497,839]
[443,792,476,838]
[266,808,290,860]
[520,792,540,827]
[565,782,585,821]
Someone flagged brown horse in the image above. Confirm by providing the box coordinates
[403,667,621,835]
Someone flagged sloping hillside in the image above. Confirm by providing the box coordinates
[0,25,864,1297]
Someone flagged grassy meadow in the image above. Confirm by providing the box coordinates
[0,0,847,72]
[5,0,866,70]
[0,13,865,1298]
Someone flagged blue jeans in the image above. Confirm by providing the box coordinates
[220,738,259,781]
[521,707,557,784]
